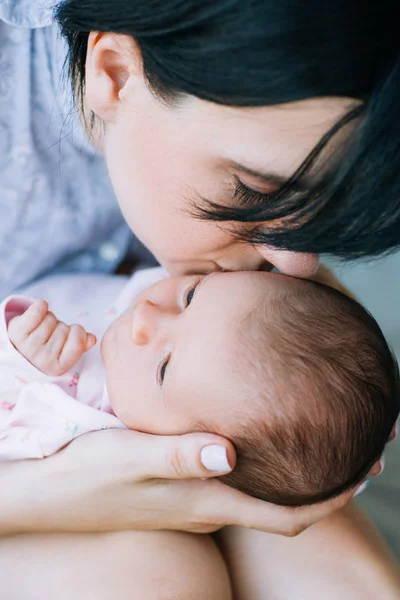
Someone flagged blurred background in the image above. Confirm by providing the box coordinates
[326,252,400,558]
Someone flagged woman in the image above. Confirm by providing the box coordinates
[0,1,399,597]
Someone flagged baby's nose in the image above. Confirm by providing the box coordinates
[131,299,158,346]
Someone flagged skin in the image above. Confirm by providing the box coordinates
[0,530,232,600]
[8,299,96,377]
[82,33,399,590]
[102,270,278,435]
[8,271,279,438]
[5,271,398,600]
[217,504,400,600]
[3,27,399,599]
[10,270,386,487]
[85,32,358,278]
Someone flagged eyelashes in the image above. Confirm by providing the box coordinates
[158,354,171,386]
[232,177,306,208]
[158,279,200,387]
[185,282,199,307]
[233,179,276,207]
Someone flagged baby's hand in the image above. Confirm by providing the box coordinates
[8,300,96,377]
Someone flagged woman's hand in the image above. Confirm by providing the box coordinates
[1,429,354,537]
[312,264,355,298]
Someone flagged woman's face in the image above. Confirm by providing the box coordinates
[86,34,357,278]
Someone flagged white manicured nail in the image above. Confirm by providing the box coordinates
[201,445,231,472]
[353,479,370,497]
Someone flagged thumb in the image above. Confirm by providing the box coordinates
[141,432,236,480]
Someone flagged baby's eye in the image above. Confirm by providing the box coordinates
[185,282,199,307]
[158,356,170,387]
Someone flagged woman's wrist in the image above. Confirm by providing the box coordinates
[0,449,88,536]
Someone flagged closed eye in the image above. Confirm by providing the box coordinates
[234,179,277,207]
[158,355,170,387]
[185,280,201,307]
[234,176,307,207]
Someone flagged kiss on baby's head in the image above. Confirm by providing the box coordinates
[102,271,400,507]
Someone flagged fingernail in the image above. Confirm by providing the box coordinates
[389,422,398,442]
[353,479,370,497]
[201,445,231,472]
[379,455,386,474]
[86,333,96,348]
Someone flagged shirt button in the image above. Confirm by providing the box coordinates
[98,242,120,262]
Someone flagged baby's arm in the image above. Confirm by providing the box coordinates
[8,300,96,377]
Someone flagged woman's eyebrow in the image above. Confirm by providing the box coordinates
[230,161,311,191]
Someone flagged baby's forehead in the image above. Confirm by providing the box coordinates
[217,271,301,311]
[193,271,304,346]
[209,270,296,295]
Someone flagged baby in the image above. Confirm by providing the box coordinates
[1,268,399,506]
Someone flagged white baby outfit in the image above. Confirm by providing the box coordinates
[0,267,165,460]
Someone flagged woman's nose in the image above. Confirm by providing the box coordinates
[257,247,320,278]
[131,299,159,346]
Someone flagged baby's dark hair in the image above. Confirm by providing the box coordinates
[221,279,400,506]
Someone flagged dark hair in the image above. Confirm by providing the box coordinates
[56,1,400,259]
[221,280,400,506]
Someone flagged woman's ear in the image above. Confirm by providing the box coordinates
[85,32,143,123]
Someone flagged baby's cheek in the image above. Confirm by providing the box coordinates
[108,371,156,432]
[111,393,135,428]
[100,324,119,366]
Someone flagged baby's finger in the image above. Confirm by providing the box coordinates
[46,321,71,357]
[58,324,90,370]
[86,333,97,350]
[28,311,58,346]
[8,300,49,343]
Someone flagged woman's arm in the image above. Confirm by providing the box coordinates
[0,428,353,536]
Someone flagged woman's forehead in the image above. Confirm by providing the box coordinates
[173,94,358,175]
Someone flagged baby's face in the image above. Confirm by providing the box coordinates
[101,271,286,435]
